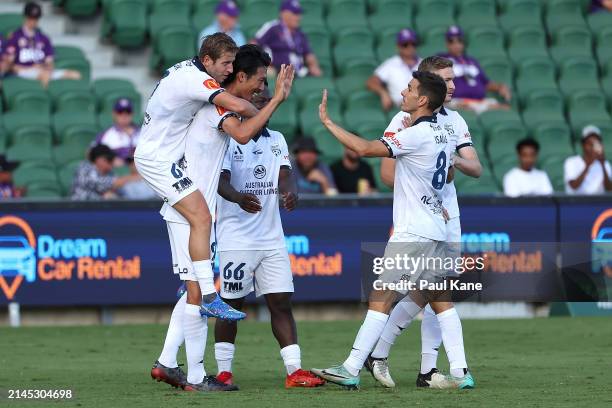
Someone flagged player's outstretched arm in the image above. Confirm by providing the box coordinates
[217,170,262,213]
[319,90,389,158]
[214,91,259,118]
[222,65,295,144]
[454,146,482,178]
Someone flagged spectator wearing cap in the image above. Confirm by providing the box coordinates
[198,0,246,48]
[503,138,553,197]
[291,137,336,195]
[439,25,511,114]
[0,155,24,199]
[564,125,612,195]
[72,144,141,200]
[93,98,140,165]
[367,28,422,111]
[253,0,322,77]
[331,147,377,195]
[590,0,612,12]
[4,2,81,87]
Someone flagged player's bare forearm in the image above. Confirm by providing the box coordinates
[217,171,241,203]
[223,98,281,144]
[279,167,297,195]
[454,146,482,178]
[380,158,395,188]
[214,92,259,118]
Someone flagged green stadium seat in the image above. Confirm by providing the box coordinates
[58,161,81,196]
[569,118,612,140]
[455,171,500,194]
[54,58,91,81]
[48,79,91,103]
[54,90,97,114]
[532,121,574,160]
[299,0,324,26]
[2,112,51,139]
[602,75,612,110]
[8,125,53,149]
[417,26,447,59]
[148,12,190,37]
[326,0,368,35]
[558,57,600,95]
[317,56,334,78]
[191,12,212,35]
[93,78,137,100]
[335,75,368,99]
[0,13,22,37]
[25,183,63,199]
[507,26,549,62]
[52,143,89,167]
[479,109,523,133]
[299,92,342,134]
[150,0,191,15]
[54,46,87,61]
[335,59,377,79]
[485,121,528,150]
[6,143,53,162]
[479,56,513,86]
[466,26,506,59]
[194,0,218,14]
[55,0,99,17]
[549,26,593,62]
[293,77,336,103]
[343,107,387,133]
[2,78,45,104]
[515,57,558,97]
[368,1,413,32]
[355,122,385,140]
[587,9,612,33]
[539,155,569,191]
[490,153,517,184]
[7,90,51,113]
[302,25,331,60]
[332,27,375,65]
[12,162,58,189]
[415,0,455,35]
[53,111,98,138]
[268,97,299,143]
[101,0,148,48]
[568,90,610,129]
[457,0,498,30]
[98,89,142,114]
[58,124,100,145]
[150,26,196,72]
[545,0,586,32]
[520,88,564,124]
[499,0,542,31]
[0,129,6,155]
[313,126,345,163]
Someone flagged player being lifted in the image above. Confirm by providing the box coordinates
[213,87,325,389]
[366,56,481,389]
[311,71,473,389]
[149,42,295,391]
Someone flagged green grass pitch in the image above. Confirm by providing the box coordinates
[1,317,611,407]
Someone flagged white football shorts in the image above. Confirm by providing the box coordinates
[166,220,217,282]
[134,156,197,206]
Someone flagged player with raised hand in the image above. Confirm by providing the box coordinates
[311,71,473,389]
[150,44,295,392]
[212,87,325,389]
[368,56,480,389]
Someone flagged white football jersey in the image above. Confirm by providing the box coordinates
[385,107,473,219]
[134,57,225,163]
[160,102,237,224]
[217,128,292,251]
[380,115,453,241]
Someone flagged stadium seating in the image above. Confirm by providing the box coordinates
[53,0,99,18]
[101,0,148,48]
[499,0,542,31]
[0,13,21,37]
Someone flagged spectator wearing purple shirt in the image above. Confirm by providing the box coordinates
[253,0,322,77]
[93,98,141,165]
[5,2,81,87]
[0,34,8,77]
[590,0,612,12]
[439,26,511,114]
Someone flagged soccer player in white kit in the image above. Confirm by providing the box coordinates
[212,89,325,389]
[311,71,473,389]
[148,43,295,392]
[368,56,482,389]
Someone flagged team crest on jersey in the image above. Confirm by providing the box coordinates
[204,79,221,90]
[253,165,266,179]
[233,145,244,161]
[444,123,455,135]
[271,144,281,156]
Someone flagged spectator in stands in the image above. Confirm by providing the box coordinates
[331,147,377,195]
[120,158,156,200]
[367,28,422,111]
[198,0,246,48]
[94,98,140,166]
[590,0,612,12]
[5,2,81,87]
[503,138,553,197]
[0,156,24,199]
[0,34,7,77]
[292,137,336,195]
[564,125,612,195]
[253,0,322,77]
[72,144,140,201]
[439,26,511,114]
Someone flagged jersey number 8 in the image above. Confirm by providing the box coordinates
[431,151,447,190]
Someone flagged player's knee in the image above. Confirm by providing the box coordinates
[268,296,293,316]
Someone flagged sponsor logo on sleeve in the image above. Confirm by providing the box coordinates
[204,79,221,90]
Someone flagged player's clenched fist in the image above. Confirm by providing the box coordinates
[281,192,298,211]
[238,193,262,213]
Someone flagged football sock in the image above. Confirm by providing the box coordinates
[183,303,207,384]
[193,260,216,300]
[420,304,442,374]
[371,299,422,359]
[215,342,235,374]
[158,292,187,368]
[280,344,301,375]
[343,310,389,376]
[436,307,468,378]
